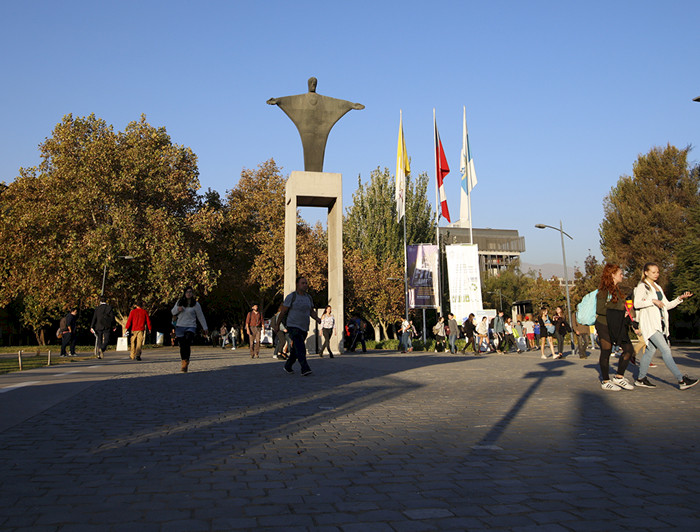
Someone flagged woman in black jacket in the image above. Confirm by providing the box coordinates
[553,306,571,358]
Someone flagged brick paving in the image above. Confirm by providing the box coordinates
[1,344,699,531]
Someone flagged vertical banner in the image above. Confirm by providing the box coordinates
[407,244,438,309]
[446,244,483,322]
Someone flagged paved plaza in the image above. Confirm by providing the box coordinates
[1,344,699,531]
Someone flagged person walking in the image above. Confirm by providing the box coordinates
[91,297,115,359]
[171,286,208,373]
[271,306,289,359]
[447,313,459,353]
[60,308,79,357]
[125,302,151,361]
[279,276,320,376]
[553,305,571,358]
[633,262,697,390]
[503,317,521,353]
[245,304,264,359]
[492,310,506,353]
[219,322,229,348]
[398,317,411,353]
[460,313,478,354]
[538,308,557,359]
[433,316,446,352]
[319,306,336,358]
[595,264,635,391]
[572,312,590,359]
[523,315,535,351]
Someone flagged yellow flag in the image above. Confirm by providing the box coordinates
[396,111,410,222]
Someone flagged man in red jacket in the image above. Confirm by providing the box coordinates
[125,303,152,361]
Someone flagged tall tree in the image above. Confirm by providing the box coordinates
[345,167,435,263]
[671,204,700,316]
[0,114,220,340]
[213,159,327,321]
[599,144,700,280]
[480,262,533,312]
[570,253,604,306]
[343,167,435,337]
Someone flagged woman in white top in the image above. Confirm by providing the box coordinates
[633,262,696,390]
[171,286,208,373]
[319,305,336,358]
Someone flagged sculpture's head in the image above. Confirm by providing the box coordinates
[308,77,318,92]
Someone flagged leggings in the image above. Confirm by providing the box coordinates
[179,330,195,361]
[320,328,334,355]
[461,335,477,353]
[596,321,633,380]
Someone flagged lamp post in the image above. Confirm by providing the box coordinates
[97,255,135,357]
[486,290,503,311]
[535,222,573,335]
[100,255,135,298]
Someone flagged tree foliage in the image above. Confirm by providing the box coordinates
[343,247,404,339]
[209,159,327,321]
[345,167,435,263]
[0,114,220,339]
[671,205,700,315]
[599,144,700,282]
[342,167,434,338]
[480,262,533,312]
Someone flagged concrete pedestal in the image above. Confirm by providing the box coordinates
[285,171,344,353]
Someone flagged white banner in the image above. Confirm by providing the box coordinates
[446,244,483,322]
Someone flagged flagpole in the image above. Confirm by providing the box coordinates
[465,107,474,245]
[433,108,442,317]
[400,111,409,322]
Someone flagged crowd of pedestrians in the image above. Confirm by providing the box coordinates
[53,262,696,391]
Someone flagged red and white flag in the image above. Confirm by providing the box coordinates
[434,114,451,223]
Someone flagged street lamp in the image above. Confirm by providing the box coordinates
[96,255,135,357]
[535,222,573,335]
[486,290,503,311]
[100,255,135,298]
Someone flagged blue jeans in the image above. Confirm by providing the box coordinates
[639,331,682,382]
[448,334,457,353]
[285,327,311,373]
[400,331,410,352]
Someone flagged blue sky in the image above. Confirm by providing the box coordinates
[2,0,699,272]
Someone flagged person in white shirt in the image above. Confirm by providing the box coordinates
[633,262,696,390]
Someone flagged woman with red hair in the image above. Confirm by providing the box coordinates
[596,264,635,391]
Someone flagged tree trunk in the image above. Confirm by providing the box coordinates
[34,328,46,346]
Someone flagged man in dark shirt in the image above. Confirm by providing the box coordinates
[60,308,79,357]
[91,297,116,359]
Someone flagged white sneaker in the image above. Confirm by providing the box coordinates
[231,347,236,350]
[611,375,634,390]
[601,380,621,391]
[541,354,548,359]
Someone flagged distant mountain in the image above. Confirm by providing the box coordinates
[520,262,576,280]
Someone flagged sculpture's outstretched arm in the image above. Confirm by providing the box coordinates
[266,98,279,105]
[352,103,365,110]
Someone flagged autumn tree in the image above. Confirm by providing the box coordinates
[0,114,220,341]
[524,273,566,313]
[600,144,700,280]
[211,159,327,321]
[343,247,404,339]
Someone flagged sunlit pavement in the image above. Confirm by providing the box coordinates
[2,345,699,531]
